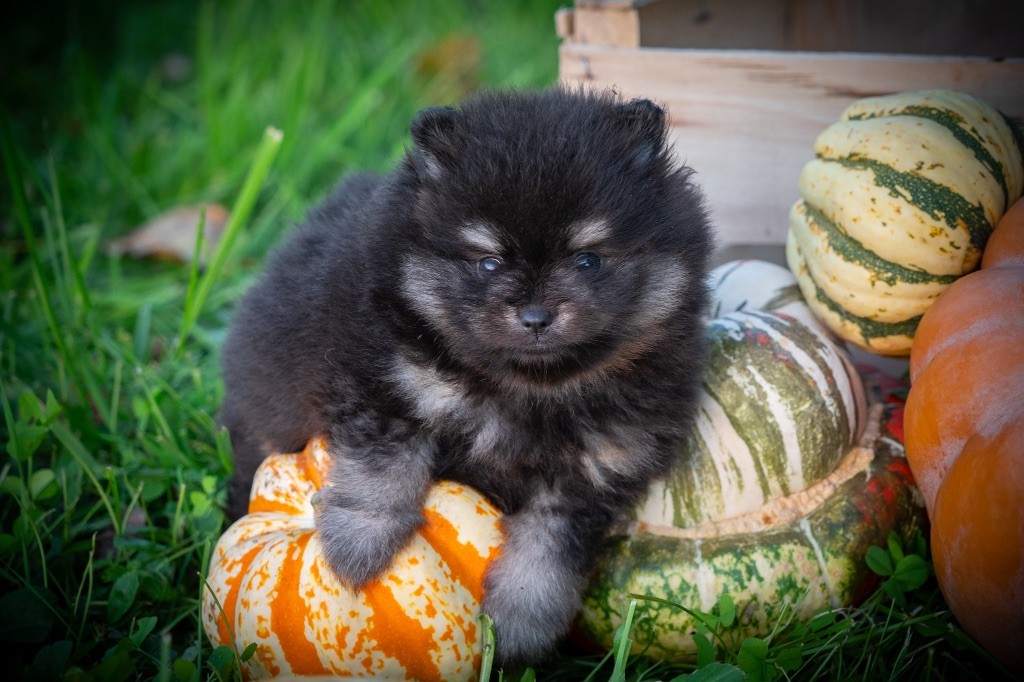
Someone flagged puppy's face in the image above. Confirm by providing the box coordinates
[401,217,688,384]
[396,90,708,386]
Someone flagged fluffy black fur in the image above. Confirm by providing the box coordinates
[220,87,714,666]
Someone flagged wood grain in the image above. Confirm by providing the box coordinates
[560,45,1024,245]
[567,0,1024,58]
[571,6,640,48]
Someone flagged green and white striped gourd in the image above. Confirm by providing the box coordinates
[579,260,923,660]
[636,259,866,528]
[787,89,1024,356]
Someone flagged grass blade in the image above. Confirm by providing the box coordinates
[180,209,207,335]
[179,126,283,345]
[1,116,81,395]
[479,613,496,681]
[48,153,94,314]
[51,421,120,534]
[610,598,638,682]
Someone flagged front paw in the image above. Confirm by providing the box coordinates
[482,554,583,667]
[314,502,424,588]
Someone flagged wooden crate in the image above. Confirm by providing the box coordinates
[556,0,1024,255]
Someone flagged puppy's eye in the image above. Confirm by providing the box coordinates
[478,256,503,274]
[573,252,602,270]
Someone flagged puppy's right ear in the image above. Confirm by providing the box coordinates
[410,106,460,180]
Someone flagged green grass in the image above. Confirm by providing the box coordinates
[524,532,1014,681]
[2,2,563,678]
[0,1,1014,680]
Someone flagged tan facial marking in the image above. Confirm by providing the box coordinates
[567,218,612,251]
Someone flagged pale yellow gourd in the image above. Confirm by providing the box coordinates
[787,89,1024,355]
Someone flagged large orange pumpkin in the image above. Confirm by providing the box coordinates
[905,196,1024,672]
[201,438,503,680]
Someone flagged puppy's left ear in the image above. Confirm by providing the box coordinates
[615,98,667,169]
[410,105,460,180]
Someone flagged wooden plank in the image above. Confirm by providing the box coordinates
[637,0,789,50]
[575,0,661,8]
[788,0,1024,58]
[611,0,1024,57]
[785,0,865,52]
[560,45,1024,245]
[711,244,787,268]
[571,6,641,48]
[614,0,1024,56]
[554,7,574,41]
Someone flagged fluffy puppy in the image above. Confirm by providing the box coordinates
[220,87,713,666]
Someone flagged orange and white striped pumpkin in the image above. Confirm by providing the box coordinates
[201,438,503,680]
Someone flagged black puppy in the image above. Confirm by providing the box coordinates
[220,87,713,665]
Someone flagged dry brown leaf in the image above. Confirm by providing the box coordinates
[413,33,481,103]
[107,203,229,264]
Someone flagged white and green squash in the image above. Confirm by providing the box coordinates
[786,89,1024,355]
[637,260,866,528]
[578,260,923,660]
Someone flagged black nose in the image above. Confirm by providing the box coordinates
[519,304,554,334]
